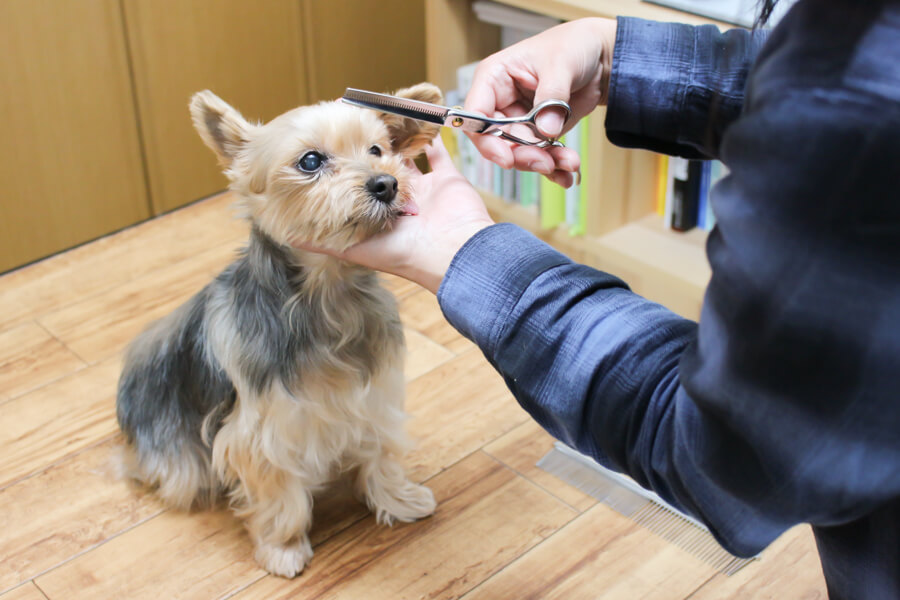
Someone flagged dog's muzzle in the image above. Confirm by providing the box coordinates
[366,174,398,204]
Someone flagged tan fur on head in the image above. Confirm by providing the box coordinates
[188,85,443,252]
[190,90,255,168]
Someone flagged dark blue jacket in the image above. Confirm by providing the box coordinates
[438,1,900,597]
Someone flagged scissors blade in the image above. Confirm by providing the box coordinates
[342,88,450,127]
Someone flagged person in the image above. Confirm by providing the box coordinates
[299,1,900,597]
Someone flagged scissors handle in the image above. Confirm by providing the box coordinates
[446,100,572,148]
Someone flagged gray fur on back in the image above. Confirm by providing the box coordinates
[116,287,235,454]
[116,227,403,502]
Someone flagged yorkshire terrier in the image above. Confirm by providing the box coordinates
[116,83,443,577]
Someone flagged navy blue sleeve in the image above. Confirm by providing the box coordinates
[437,65,900,561]
[604,17,769,159]
[437,223,791,556]
[436,223,696,465]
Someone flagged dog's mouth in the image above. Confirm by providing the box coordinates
[395,197,419,217]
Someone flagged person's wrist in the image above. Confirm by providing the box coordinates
[409,218,493,294]
[583,17,617,105]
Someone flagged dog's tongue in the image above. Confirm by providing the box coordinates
[400,198,419,216]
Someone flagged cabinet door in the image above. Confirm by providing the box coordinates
[0,0,151,273]
[301,0,426,101]
[123,0,309,214]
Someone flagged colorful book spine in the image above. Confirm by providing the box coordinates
[502,166,516,202]
[705,160,728,231]
[574,115,590,236]
[539,172,566,230]
[564,123,583,235]
[518,170,540,208]
[664,156,686,229]
[656,154,669,216]
[696,161,712,230]
[665,157,700,232]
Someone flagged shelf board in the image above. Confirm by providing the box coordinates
[592,212,710,291]
[493,0,731,27]
[481,191,710,319]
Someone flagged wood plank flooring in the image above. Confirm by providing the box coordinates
[0,193,827,599]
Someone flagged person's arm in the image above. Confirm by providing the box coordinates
[297,0,899,561]
[438,82,900,556]
[605,17,769,159]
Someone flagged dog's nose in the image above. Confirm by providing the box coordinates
[366,174,398,204]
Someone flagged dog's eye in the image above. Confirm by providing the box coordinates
[368,145,382,157]
[297,151,326,173]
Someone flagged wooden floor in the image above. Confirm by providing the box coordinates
[0,194,827,599]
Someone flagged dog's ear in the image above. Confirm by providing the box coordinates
[381,83,443,158]
[190,90,253,167]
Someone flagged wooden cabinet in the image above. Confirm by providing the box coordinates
[123,0,310,214]
[301,0,428,101]
[0,0,151,273]
[1,1,427,273]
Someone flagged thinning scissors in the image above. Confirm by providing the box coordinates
[342,88,571,148]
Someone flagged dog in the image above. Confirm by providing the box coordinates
[116,83,443,577]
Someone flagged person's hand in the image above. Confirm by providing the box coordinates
[293,135,494,294]
[464,17,618,187]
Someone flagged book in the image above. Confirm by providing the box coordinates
[656,154,669,216]
[696,161,711,230]
[540,174,566,230]
[574,115,591,236]
[663,157,685,229]
[683,160,705,232]
[502,166,516,202]
[665,157,702,232]
[705,160,729,230]
[492,163,503,198]
[564,124,582,234]
[518,170,540,208]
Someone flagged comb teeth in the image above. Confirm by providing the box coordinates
[342,88,447,122]
[537,442,759,577]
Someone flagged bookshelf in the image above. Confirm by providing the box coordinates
[425,0,726,320]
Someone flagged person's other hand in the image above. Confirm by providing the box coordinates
[293,135,494,294]
[464,17,618,187]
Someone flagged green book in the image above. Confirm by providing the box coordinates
[540,176,566,229]
[519,171,538,208]
[573,115,590,236]
[540,135,566,229]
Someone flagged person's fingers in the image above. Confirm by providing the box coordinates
[463,77,498,118]
[547,146,581,172]
[464,60,521,116]
[547,169,574,188]
[532,68,573,138]
[510,145,555,175]
[466,132,515,169]
[507,144,581,175]
[290,236,344,259]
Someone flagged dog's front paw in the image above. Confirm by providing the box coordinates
[373,481,436,526]
[254,537,314,578]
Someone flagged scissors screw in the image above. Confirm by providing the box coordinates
[451,117,464,127]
